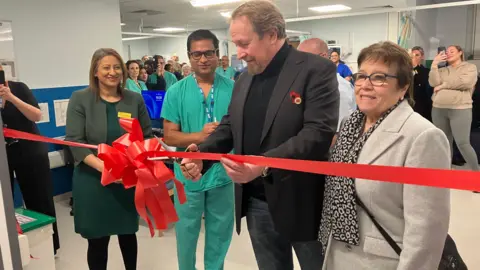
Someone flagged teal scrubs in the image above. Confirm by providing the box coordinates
[147,71,178,90]
[161,75,234,270]
[125,78,147,94]
[215,66,235,80]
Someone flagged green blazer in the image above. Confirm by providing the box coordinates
[65,88,152,164]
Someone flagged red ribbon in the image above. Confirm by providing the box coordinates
[5,119,480,234]
[97,119,186,237]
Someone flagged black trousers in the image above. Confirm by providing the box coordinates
[8,150,60,252]
[87,234,137,270]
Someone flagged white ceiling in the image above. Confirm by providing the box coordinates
[119,0,409,34]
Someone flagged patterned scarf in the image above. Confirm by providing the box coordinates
[318,100,402,253]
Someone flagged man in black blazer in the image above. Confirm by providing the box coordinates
[180,1,339,269]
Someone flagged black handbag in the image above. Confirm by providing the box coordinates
[356,195,468,270]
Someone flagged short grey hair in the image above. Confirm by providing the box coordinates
[231,0,286,39]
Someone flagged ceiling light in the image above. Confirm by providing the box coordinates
[190,0,242,8]
[220,11,231,18]
[122,36,154,41]
[153,27,186,33]
[0,37,13,42]
[309,4,351,13]
[0,30,12,35]
[286,29,310,34]
[120,23,126,26]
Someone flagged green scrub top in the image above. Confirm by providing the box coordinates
[215,67,235,80]
[125,78,147,94]
[161,75,234,192]
[147,71,178,90]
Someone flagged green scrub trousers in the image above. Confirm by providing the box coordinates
[161,75,235,270]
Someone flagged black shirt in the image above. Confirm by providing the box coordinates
[146,74,167,91]
[242,42,291,201]
[2,81,47,159]
[412,65,432,121]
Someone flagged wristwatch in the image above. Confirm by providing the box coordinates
[261,167,270,178]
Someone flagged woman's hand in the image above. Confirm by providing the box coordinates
[0,84,15,102]
[434,82,447,92]
[432,52,447,67]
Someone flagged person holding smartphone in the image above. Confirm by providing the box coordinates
[0,65,60,254]
[429,45,480,174]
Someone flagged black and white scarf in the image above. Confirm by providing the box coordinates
[318,101,402,253]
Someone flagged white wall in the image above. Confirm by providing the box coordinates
[122,39,150,61]
[0,0,123,89]
[436,6,469,49]
[286,13,389,71]
[0,40,14,61]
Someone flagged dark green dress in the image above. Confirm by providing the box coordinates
[73,100,138,239]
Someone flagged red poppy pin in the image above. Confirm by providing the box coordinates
[290,91,302,105]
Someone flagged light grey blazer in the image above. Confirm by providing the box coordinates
[323,101,451,270]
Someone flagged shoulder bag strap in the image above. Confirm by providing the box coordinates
[356,194,402,256]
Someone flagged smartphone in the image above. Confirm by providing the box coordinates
[0,70,5,85]
[437,46,447,68]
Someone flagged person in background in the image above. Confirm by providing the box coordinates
[125,60,147,94]
[141,55,150,64]
[429,45,480,173]
[0,65,60,254]
[298,38,356,146]
[147,56,178,90]
[144,60,154,76]
[65,48,152,270]
[320,41,450,269]
[330,50,353,81]
[180,1,339,269]
[161,29,234,270]
[165,63,174,74]
[216,56,235,80]
[139,66,148,83]
[410,46,432,121]
[182,64,192,77]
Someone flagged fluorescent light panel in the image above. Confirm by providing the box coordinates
[120,23,126,26]
[191,0,242,7]
[220,11,231,18]
[309,4,351,13]
[153,27,186,33]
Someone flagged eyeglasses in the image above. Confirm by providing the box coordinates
[189,50,218,60]
[352,73,398,87]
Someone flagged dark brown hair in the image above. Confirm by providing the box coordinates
[231,0,286,40]
[89,48,126,97]
[358,41,414,105]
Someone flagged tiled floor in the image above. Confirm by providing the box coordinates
[52,189,480,270]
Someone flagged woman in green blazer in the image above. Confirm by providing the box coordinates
[65,48,152,270]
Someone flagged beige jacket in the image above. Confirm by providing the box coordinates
[429,61,478,109]
[323,101,451,270]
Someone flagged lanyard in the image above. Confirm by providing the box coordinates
[193,75,216,122]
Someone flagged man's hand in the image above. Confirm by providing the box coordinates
[180,144,203,181]
[199,122,219,141]
[220,157,264,184]
[202,122,219,135]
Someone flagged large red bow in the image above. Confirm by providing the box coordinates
[97,118,186,237]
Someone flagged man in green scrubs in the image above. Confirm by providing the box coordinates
[161,30,234,270]
[215,55,235,80]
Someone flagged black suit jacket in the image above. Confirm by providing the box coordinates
[199,48,339,242]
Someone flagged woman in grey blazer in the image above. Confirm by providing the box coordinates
[319,41,451,270]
